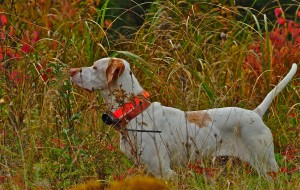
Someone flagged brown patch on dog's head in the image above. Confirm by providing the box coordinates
[106,58,125,86]
[186,111,212,128]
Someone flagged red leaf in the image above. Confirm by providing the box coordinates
[14,52,21,60]
[37,63,42,71]
[0,14,8,26]
[0,175,6,182]
[104,19,112,28]
[274,8,282,18]
[0,31,5,40]
[0,53,3,61]
[32,30,40,43]
[52,41,58,50]
[106,144,116,151]
[295,36,300,43]
[41,73,47,82]
[10,70,23,84]
[298,11,300,17]
[277,17,286,26]
[280,166,298,173]
[288,20,294,33]
[9,25,15,36]
[45,67,52,73]
[52,138,66,148]
[6,48,15,58]
[21,44,31,54]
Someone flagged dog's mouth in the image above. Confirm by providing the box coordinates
[71,82,95,92]
[70,77,95,92]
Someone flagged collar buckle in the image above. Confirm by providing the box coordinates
[102,112,119,125]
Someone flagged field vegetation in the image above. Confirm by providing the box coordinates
[0,0,299,189]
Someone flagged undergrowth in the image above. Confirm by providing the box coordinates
[0,0,299,189]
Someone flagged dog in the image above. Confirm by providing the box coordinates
[70,57,297,179]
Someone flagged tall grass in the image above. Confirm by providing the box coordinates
[0,0,299,189]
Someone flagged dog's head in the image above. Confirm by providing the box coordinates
[70,57,129,92]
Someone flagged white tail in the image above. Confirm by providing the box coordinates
[254,63,298,117]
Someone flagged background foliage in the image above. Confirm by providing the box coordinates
[0,0,299,189]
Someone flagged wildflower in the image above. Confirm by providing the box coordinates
[274,8,282,18]
[277,17,285,25]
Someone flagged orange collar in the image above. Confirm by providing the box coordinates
[102,91,162,133]
[113,90,150,121]
[102,91,151,128]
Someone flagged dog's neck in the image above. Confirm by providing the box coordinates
[101,71,144,111]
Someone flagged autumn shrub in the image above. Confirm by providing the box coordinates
[244,7,300,81]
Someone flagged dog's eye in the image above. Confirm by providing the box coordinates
[93,66,97,70]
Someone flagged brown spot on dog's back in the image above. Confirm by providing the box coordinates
[186,111,212,128]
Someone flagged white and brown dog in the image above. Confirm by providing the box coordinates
[70,57,297,179]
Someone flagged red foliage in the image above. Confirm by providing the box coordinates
[0,30,4,40]
[36,62,54,82]
[9,25,15,36]
[280,166,298,173]
[61,2,78,19]
[0,14,8,26]
[277,17,285,25]
[10,70,24,84]
[282,145,299,161]
[21,44,31,54]
[274,8,282,18]
[187,162,218,177]
[21,30,40,54]
[113,167,142,181]
[0,175,6,183]
[0,12,51,84]
[104,19,112,29]
[106,144,116,151]
[244,7,300,80]
[0,48,3,61]
[52,138,66,149]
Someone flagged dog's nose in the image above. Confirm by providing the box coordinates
[70,68,81,77]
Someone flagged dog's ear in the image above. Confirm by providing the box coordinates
[106,58,125,86]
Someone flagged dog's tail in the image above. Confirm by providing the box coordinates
[253,63,297,118]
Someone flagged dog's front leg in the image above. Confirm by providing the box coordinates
[140,144,177,179]
[120,133,177,179]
